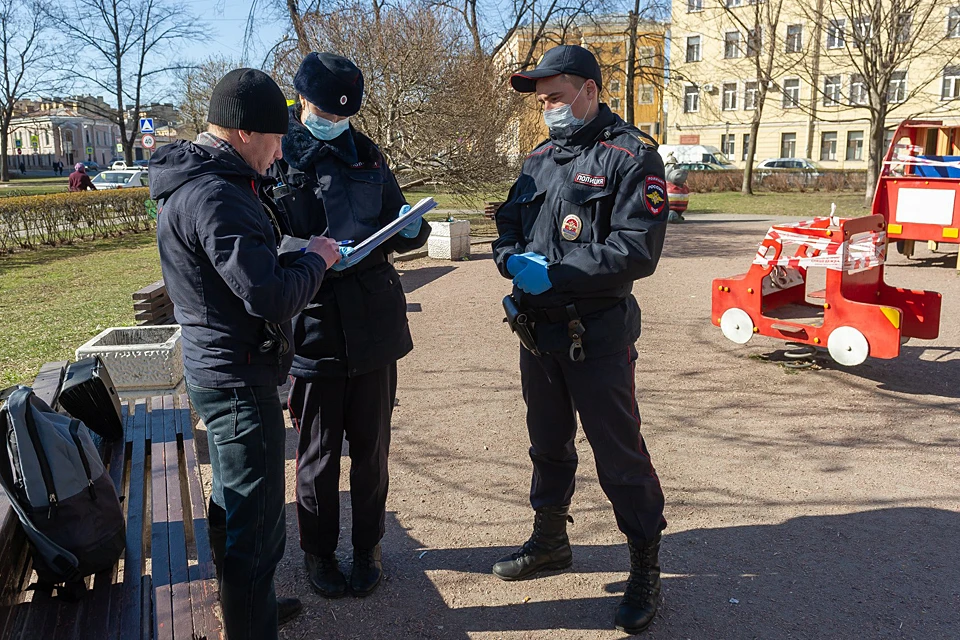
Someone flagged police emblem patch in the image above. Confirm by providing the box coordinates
[561,214,582,241]
[644,175,667,216]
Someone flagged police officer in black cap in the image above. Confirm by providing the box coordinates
[269,52,430,599]
[491,45,669,635]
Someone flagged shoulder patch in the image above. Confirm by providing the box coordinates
[644,175,667,216]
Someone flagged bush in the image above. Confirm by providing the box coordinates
[0,188,155,254]
[684,169,867,193]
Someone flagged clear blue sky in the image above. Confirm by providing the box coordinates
[188,0,286,66]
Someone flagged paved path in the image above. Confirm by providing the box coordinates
[229,214,959,639]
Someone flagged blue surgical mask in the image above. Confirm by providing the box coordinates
[303,112,351,141]
[543,82,587,136]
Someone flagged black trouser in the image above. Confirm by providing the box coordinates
[289,364,396,556]
[520,345,666,543]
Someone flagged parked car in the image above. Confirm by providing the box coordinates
[90,167,150,190]
[81,161,101,173]
[658,144,736,169]
[755,158,822,183]
[675,162,727,172]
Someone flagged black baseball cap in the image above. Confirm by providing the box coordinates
[510,45,603,93]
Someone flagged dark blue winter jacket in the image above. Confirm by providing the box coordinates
[151,140,328,388]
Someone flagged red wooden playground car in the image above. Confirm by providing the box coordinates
[711,214,941,366]
[875,119,960,270]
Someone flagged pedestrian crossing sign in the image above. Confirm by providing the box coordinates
[139,118,155,134]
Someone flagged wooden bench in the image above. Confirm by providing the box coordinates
[133,281,175,326]
[483,201,504,219]
[0,363,222,639]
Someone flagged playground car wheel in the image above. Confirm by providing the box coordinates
[827,326,869,366]
[720,308,754,345]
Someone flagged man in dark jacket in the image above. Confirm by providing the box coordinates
[151,68,341,640]
[68,163,96,191]
[268,52,430,599]
[491,46,668,635]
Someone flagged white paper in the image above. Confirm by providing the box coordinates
[340,197,437,268]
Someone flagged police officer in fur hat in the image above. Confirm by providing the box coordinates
[269,52,430,599]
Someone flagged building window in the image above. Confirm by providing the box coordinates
[742,133,752,161]
[687,0,703,12]
[722,82,738,110]
[726,0,742,5]
[786,24,803,53]
[888,70,907,103]
[639,85,655,104]
[950,8,960,38]
[846,131,864,161]
[724,31,741,59]
[820,132,838,161]
[44,132,50,145]
[897,12,912,43]
[746,27,761,56]
[823,75,841,106]
[744,81,758,110]
[783,78,801,108]
[827,19,845,49]
[610,97,621,111]
[686,36,701,63]
[610,80,621,94]
[883,128,895,152]
[853,16,872,45]
[781,132,797,158]
[850,74,867,104]
[639,46,656,66]
[721,134,736,157]
[684,85,700,113]
[942,66,960,100]
[639,124,653,135]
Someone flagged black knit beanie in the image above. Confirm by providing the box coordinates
[207,68,289,134]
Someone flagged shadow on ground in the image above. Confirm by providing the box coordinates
[279,505,960,639]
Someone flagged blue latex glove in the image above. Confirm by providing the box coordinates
[512,260,552,295]
[330,246,355,271]
[506,252,548,276]
[397,204,421,239]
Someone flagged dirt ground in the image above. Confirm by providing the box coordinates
[205,214,960,640]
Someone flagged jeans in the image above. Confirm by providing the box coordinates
[187,384,286,640]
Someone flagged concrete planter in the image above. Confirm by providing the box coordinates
[76,325,183,400]
[428,220,471,260]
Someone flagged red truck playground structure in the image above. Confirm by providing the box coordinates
[875,119,960,271]
[711,214,942,366]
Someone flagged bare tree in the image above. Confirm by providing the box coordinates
[46,0,200,163]
[0,0,56,182]
[174,57,238,140]
[802,0,959,206]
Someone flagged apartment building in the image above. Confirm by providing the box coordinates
[497,16,668,159]
[668,0,960,168]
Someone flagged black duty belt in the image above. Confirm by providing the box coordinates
[323,248,388,279]
[526,297,622,324]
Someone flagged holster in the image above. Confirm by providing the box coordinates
[502,295,541,356]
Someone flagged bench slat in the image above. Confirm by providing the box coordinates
[162,395,193,640]
[150,397,174,639]
[132,280,166,301]
[178,395,222,639]
[120,400,148,638]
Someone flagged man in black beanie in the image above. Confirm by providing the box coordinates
[150,68,342,640]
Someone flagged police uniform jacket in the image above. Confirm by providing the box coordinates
[492,104,668,357]
[151,140,327,388]
[270,106,431,378]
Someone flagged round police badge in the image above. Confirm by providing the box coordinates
[340,95,348,105]
[561,214,582,241]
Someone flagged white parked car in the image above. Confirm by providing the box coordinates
[91,164,150,190]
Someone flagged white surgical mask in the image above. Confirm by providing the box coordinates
[543,82,587,136]
[303,112,351,141]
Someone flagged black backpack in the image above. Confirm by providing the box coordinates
[0,387,125,598]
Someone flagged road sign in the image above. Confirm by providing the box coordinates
[14,139,21,149]
[85,146,94,155]
[30,135,39,149]
[116,143,124,153]
[141,134,156,150]
[139,118,154,134]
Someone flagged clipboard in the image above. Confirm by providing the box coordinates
[339,197,437,268]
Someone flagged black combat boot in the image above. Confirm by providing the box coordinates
[277,597,303,625]
[305,552,348,598]
[614,534,662,635]
[350,544,383,597]
[491,506,574,581]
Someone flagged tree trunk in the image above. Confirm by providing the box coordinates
[0,123,8,182]
[742,110,762,194]
[804,0,824,159]
[286,0,311,56]
[624,1,640,126]
[865,107,886,208]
